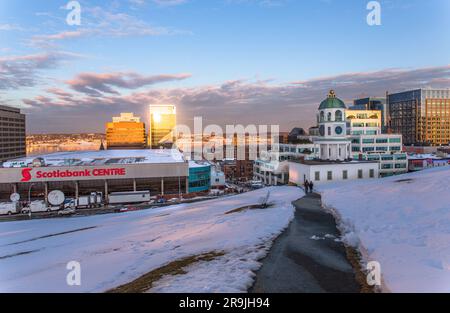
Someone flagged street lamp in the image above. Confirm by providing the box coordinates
[178,176,182,203]
[28,183,35,219]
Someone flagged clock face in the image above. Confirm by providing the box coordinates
[335,126,343,135]
[319,125,325,136]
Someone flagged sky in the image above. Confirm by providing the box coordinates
[0,0,449,133]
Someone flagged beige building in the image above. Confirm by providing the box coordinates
[346,109,382,136]
[149,105,177,148]
[106,113,146,150]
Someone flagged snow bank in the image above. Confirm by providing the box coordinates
[0,186,302,293]
[318,167,450,293]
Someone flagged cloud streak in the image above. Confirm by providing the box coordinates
[30,5,191,48]
[0,52,77,90]
[22,65,450,133]
[65,72,192,97]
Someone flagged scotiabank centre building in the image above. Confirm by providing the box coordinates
[0,149,199,202]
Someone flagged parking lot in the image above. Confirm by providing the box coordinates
[0,195,224,223]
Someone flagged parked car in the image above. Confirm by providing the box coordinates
[58,207,76,216]
[64,199,76,209]
[0,202,18,216]
[119,205,140,213]
[156,198,166,204]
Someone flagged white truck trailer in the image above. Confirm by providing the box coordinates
[108,191,151,205]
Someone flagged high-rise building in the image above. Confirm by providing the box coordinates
[0,105,26,163]
[149,104,176,148]
[387,89,450,146]
[106,113,146,150]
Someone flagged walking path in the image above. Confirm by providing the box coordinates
[250,192,360,293]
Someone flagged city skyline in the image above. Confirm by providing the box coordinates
[0,0,449,133]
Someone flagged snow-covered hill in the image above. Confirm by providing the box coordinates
[319,167,450,293]
[0,187,302,293]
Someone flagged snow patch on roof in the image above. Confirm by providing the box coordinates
[2,149,185,168]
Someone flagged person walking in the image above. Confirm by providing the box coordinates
[309,181,314,193]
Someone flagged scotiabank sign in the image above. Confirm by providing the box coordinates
[0,163,188,184]
[20,167,127,182]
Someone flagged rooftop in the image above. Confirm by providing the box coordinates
[289,159,378,166]
[319,90,346,110]
[2,149,186,168]
[0,105,22,114]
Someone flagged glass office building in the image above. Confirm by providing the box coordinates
[149,105,177,149]
[388,89,450,146]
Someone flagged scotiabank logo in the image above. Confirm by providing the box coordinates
[21,168,32,182]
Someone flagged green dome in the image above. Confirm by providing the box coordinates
[319,90,346,110]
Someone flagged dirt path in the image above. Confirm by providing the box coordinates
[250,193,361,293]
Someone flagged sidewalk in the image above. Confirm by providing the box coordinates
[250,193,360,293]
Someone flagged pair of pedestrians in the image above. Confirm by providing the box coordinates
[303,180,314,194]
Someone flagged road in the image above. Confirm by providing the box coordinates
[250,192,361,293]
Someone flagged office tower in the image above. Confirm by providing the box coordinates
[0,105,26,162]
[149,105,176,148]
[387,89,450,146]
[106,113,147,150]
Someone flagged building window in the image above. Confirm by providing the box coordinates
[358,169,363,179]
[389,138,401,143]
[328,127,331,136]
[335,110,343,121]
[315,171,320,181]
[327,112,332,121]
[327,171,332,181]
[370,169,375,178]
[343,170,348,180]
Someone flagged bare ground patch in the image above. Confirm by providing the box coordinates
[344,245,376,293]
[225,204,274,215]
[394,178,414,184]
[107,251,226,293]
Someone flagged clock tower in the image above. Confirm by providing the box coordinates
[315,90,351,161]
